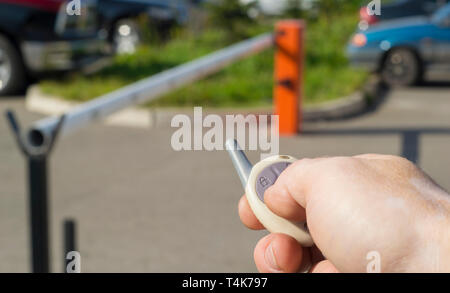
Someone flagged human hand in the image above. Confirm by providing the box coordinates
[238,155,450,273]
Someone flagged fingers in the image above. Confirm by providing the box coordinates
[253,233,304,273]
[262,159,312,222]
[239,158,320,228]
[238,195,264,230]
[264,184,307,222]
[238,160,310,229]
[309,260,340,273]
[253,233,336,273]
[353,154,386,160]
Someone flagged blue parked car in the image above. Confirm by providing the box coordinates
[348,3,450,86]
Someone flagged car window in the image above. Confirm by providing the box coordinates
[424,0,447,13]
[431,3,450,24]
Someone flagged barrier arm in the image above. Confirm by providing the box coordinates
[28,33,274,151]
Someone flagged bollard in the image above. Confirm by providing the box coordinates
[64,219,77,273]
[274,20,305,135]
[28,156,51,273]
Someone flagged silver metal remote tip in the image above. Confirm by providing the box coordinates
[226,139,253,189]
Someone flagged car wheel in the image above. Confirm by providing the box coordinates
[0,35,26,96]
[381,48,421,87]
[113,19,141,54]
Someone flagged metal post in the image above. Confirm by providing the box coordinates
[402,130,420,164]
[64,219,76,272]
[5,110,65,273]
[28,156,50,273]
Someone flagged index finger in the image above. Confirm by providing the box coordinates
[238,195,265,230]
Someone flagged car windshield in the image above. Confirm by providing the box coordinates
[431,3,450,23]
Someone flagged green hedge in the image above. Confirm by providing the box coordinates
[40,12,367,108]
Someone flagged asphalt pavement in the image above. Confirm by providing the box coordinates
[1,81,450,272]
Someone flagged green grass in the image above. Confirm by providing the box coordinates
[304,15,368,104]
[39,15,367,108]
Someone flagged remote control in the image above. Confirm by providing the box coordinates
[226,139,314,247]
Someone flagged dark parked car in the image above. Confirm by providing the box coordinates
[97,0,189,54]
[360,0,449,26]
[0,0,110,96]
[348,3,450,86]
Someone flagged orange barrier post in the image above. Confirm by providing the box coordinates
[274,20,305,135]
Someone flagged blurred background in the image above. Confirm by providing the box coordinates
[0,0,449,272]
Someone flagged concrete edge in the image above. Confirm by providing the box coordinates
[26,86,155,128]
[303,92,368,121]
[25,85,370,129]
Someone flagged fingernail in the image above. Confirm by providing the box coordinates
[264,242,282,272]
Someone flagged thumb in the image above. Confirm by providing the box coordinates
[263,159,317,222]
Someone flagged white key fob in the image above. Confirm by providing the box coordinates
[226,139,314,247]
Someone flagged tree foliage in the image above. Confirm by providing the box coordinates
[206,0,256,40]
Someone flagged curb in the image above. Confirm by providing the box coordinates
[26,85,370,129]
[303,92,368,121]
[26,86,155,128]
